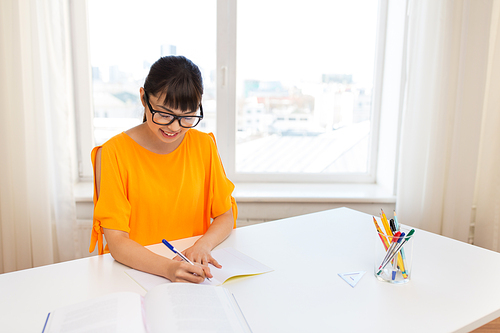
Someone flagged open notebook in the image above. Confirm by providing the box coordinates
[126,247,273,290]
[43,283,252,333]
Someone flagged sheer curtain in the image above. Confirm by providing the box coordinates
[396,0,500,249]
[472,0,500,251]
[0,0,77,273]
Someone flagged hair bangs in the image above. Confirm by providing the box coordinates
[161,80,201,113]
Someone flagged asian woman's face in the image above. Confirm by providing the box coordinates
[141,88,192,147]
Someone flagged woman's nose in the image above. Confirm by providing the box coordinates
[167,119,182,131]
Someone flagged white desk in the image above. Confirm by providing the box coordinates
[1,208,500,332]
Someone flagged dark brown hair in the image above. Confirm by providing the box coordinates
[143,56,203,122]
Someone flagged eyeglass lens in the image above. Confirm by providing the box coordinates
[152,112,200,127]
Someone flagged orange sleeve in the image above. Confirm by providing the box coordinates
[89,143,132,254]
[89,146,104,254]
[208,133,238,227]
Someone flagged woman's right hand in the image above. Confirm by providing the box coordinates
[166,260,213,283]
[102,228,212,284]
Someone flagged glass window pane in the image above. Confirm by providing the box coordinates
[88,0,216,146]
[236,0,378,173]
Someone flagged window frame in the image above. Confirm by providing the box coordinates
[72,0,395,187]
[70,0,94,182]
[221,0,388,184]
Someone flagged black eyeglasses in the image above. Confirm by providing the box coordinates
[143,90,203,128]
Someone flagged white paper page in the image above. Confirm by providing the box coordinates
[210,247,273,284]
[43,292,146,333]
[144,284,251,333]
[126,247,273,291]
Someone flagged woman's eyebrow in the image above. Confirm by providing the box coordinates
[156,104,197,115]
[156,104,174,112]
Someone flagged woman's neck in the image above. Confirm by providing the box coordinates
[125,123,186,155]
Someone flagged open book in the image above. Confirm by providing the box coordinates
[42,283,252,333]
[126,247,273,291]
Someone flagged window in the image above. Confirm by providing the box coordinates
[87,0,217,146]
[73,0,386,184]
[232,0,381,182]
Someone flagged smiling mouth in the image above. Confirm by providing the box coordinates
[160,129,179,137]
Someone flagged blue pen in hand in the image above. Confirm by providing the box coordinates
[162,239,210,281]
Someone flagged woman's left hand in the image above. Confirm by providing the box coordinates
[172,208,234,268]
[173,242,222,268]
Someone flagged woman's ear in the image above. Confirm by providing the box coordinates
[140,88,147,123]
[139,87,146,107]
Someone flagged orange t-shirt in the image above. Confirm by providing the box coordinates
[89,129,237,255]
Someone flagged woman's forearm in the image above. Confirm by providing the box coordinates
[195,208,234,250]
[103,228,209,283]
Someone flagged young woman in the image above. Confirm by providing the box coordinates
[90,56,237,283]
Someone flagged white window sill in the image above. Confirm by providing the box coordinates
[232,182,395,203]
[75,181,94,202]
[75,182,395,204]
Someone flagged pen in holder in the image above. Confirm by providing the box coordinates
[373,213,415,284]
